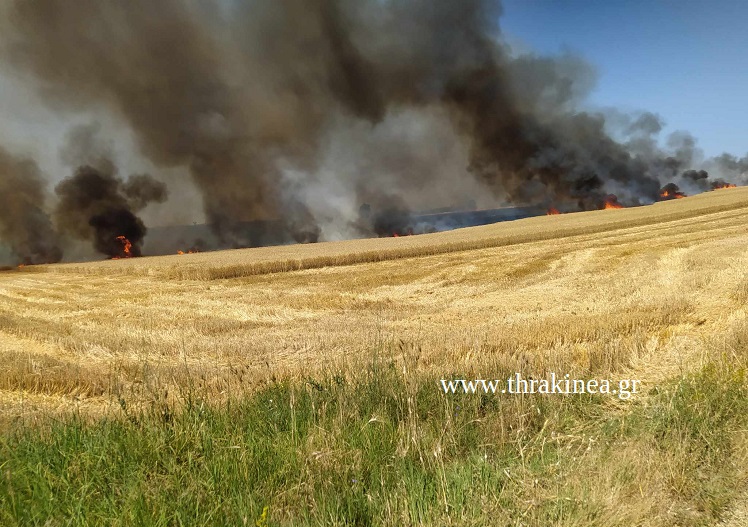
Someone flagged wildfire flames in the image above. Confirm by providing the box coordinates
[602,195,624,210]
[5,0,748,269]
[658,182,687,201]
[659,190,686,199]
[177,249,200,255]
[391,228,414,237]
[112,235,133,259]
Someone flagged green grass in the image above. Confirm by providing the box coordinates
[1,351,746,526]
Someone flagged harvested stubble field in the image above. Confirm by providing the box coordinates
[2,188,748,526]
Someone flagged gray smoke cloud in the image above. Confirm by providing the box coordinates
[704,153,748,186]
[0,0,745,257]
[0,145,62,264]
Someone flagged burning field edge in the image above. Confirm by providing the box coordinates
[22,186,748,281]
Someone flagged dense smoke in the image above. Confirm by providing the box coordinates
[682,169,710,189]
[54,164,167,258]
[658,182,686,200]
[709,153,748,180]
[0,146,62,264]
[0,0,745,259]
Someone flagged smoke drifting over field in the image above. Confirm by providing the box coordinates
[0,0,746,263]
[0,146,61,264]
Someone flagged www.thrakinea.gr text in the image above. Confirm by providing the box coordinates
[440,373,642,400]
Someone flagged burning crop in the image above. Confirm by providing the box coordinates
[0,1,746,265]
[659,183,687,201]
[112,236,133,259]
[54,164,166,259]
[602,195,624,210]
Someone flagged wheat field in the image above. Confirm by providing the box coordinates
[2,188,748,525]
[1,187,747,418]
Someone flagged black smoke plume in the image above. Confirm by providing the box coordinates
[54,165,167,258]
[122,174,169,212]
[682,169,710,190]
[371,204,413,237]
[658,182,686,201]
[0,0,746,250]
[676,169,740,193]
[0,145,62,264]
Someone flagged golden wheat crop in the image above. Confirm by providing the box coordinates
[1,187,747,422]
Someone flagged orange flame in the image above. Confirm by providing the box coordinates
[547,207,560,215]
[713,183,737,189]
[659,189,686,199]
[113,235,133,259]
[177,249,200,255]
[603,198,624,210]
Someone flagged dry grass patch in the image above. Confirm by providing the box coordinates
[0,188,744,420]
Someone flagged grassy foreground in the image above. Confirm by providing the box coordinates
[1,331,747,526]
[2,189,748,524]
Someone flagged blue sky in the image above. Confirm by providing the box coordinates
[500,0,748,158]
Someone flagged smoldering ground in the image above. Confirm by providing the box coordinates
[0,0,746,263]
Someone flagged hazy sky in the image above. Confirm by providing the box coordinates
[501,0,748,158]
